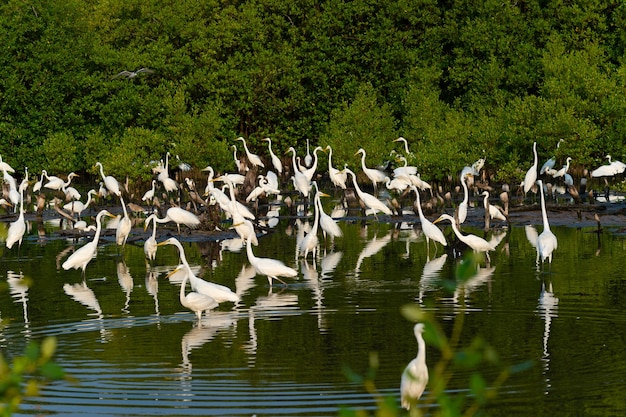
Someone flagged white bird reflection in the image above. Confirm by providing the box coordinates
[145,266,160,317]
[117,260,134,314]
[235,264,257,301]
[418,254,448,304]
[243,289,299,366]
[301,260,327,331]
[537,279,559,393]
[354,229,392,276]
[320,250,343,280]
[453,264,496,307]
[178,312,238,380]
[7,271,30,338]
[525,225,539,249]
[63,280,109,343]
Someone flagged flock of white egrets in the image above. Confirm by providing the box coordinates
[1,136,624,410]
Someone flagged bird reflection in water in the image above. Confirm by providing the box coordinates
[401,323,429,410]
[301,259,326,331]
[244,288,299,367]
[117,260,134,314]
[145,266,160,318]
[7,271,31,339]
[354,228,392,277]
[63,279,110,343]
[453,264,496,308]
[417,254,448,305]
[177,312,238,382]
[537,279,559,393]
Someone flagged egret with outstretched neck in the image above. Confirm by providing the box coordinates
[345,168,393,217]
[235,137,265,169]
[536,180,558,266]
[412,186,446,255]
[355,148,387,195]
[523,142,538,195]
[263,137,283,175]
[95,162,121,196]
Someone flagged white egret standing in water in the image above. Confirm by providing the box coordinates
[95,162,121,196]
[433,214,495,260]
[61,210,115,277]
[173,270,218,323]
[401,323,429,410]
[243,228,298,287]
[536,180,558,266]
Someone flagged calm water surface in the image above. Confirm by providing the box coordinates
[1,208,626,416]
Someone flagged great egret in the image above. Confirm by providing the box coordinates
[212,176,256,220]
[393,155,418,177]
[302,146,324,182]
[63,189,97,217]
[523,142,538,195]
[355,148,387,195]
[263,137,283,175]
[33,170,48,192]
[433,213,495,259]
[95,162,121,196]
[244,232,298,287]
[384,175,411,194]
[313,182,342,242]
[158,237,240,303]
[411,186,447,254]
[345,168,393,216]
[326,145,347,189]
[536,180,558,266]
[304,138,313,168]
[174,270,218,322]
[150,207,200,235]
[552,157,572,179]
[6,179,27,249]
[540,138,564,175]
[155,153,179,192]
[235,137,265,169]
[61,210,115,277]
[481,191,507,222]
[457,172,470,225]
[115,196,132,249]
[299,184,328,260]
[394,136,412,155]
[287,147,311,199]
[0,155,15,173]
[112,67,154,79]
[142,180,157,203]
[44,172,79,191]
[144,211,158,262]
[401,323,429,410]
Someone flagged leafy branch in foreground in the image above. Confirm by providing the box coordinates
[0,337,67,417]
[340,252,532,417]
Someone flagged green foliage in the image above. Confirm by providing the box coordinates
[0,337,66,416]
[320,83,397,171]
[0,0,626,183]
[43,132,80,174]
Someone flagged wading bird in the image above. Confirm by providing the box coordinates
[345,168,393,217]
[412,186,447,255]
[149,207,200,235]
[263,137,283,175]
[95,162,121,196]
[235,137,264,169]
[523,141,538,195]
[433,213,495,260]
[112,67,154,79]
[61,210,115,278]
[401,323,429,410]
[536,180,558,266]
[158,237,240,304]
[173,270,218,323]
[243,229,298,287]
[355,148,387,195]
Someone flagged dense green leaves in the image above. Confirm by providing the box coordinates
[0,0,625,184]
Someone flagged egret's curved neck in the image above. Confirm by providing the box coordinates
[416,334,426,365]
[461,176,469,204]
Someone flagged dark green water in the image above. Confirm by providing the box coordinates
[1,211,625,416]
